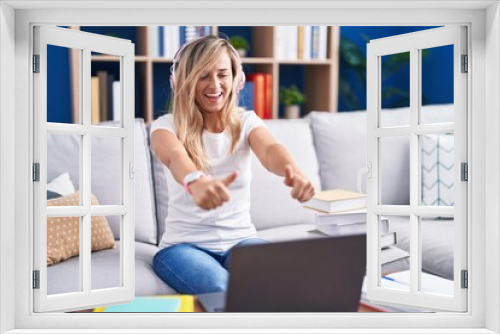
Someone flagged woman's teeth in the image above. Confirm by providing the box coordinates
[205,93,222,101]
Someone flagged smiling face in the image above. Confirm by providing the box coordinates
[194,51,234,115]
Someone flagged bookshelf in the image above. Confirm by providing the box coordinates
[69,26,340,124]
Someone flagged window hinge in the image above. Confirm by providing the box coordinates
[461,270,468,289]
[33,163,40,182]
[33,270,40,289]
[461,54,468,73]
[461,162,468,181]
[33,54,40,73]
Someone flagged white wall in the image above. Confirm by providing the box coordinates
[0,2,16,334]
[486,2,500,333]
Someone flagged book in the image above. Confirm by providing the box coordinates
[287,26,298,60]
[97,71,108,122]
[318,25,328,60]
[246,73,266,119]
[93,295,195,312]
[112,81,121,121]
[106,74,115,121]
[315,214,389,234]
[316,225,396,248]
[304,189,366,214]
[263,73,273,119]
[90,76,100,124]
[303,26,312,60]
[239,81,254,111]
[297,26,304,59]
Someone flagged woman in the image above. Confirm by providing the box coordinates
[150,35,315,294]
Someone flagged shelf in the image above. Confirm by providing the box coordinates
[71,26,340,123]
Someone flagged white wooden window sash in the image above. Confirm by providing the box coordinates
[33,26,135,313]
[366,26,468,312]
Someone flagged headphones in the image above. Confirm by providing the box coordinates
[170,36,246,93]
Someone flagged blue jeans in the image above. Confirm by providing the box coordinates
[152,238,269,294]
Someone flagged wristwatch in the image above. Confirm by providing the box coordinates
[182,170,208,194]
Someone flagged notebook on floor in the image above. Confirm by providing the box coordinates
[198,234,366,312]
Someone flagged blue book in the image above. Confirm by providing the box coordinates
[179,26,186,45]
[239,81,254,111]
[159,26,164,57]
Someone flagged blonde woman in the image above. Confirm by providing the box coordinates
[150,35,315,294]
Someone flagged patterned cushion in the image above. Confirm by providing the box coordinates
[421,134,454,206]
[46,192,116,266]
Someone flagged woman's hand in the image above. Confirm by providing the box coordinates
[283,165,315,203]
[188,171,239,210]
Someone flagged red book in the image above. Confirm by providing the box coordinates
[246,73,266,119]
[264,73,273,119]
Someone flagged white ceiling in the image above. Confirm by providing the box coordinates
[3,0,497,10]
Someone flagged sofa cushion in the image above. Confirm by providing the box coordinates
[250,119,322,230]
[306,109,411,205]
[47,241,175,296]
[47,192,116,266]
[46,119,158,245]
[148,131,170,245]
[388,215,453,280]
[421,133,455,206]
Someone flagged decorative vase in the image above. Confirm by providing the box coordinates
[237,49,247,57]
[285,105,301,119]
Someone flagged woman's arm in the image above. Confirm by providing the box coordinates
[248,127,315,202]
[151,130,237,210]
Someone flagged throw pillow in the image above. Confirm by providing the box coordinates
[46,172,76,196]
[421,134,454,206]
[46,192,116,266]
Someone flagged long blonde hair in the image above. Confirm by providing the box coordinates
[170,36,244,171]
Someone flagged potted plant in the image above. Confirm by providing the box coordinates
[229,35,250,57]
[280,85,306,119]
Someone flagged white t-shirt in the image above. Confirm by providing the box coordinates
[150,111,265,252]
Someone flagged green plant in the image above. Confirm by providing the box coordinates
[338,34,431,110]
[280,85,306,106]
[229,35,250,51]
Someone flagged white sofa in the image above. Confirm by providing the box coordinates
[46,106,454,296]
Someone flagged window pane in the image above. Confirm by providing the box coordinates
[379,215,410,292]
[91,52,121,126]
[420,45,454,124]
[47,44,80,124]
[419,215,454,296]
[421,133,454,206]
[380,52,410,127]
[47,133,80,202]
[91,215,121,291]
[380,136,410,205]
[46,215,82,295]
[91,136,122,206]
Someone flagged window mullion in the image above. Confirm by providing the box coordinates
[80,48,92,295]
[409,47,420,295]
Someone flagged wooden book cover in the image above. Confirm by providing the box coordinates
[91,76,100,124]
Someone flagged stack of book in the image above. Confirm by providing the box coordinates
[276,26,328,61]
[245,73,273,119]
[152,26,214,58]
[304,189,396,248]
[91,71,121,124]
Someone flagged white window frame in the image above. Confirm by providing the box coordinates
[32,25,136,313]
[1,2,499,333]
[366,26,468,312]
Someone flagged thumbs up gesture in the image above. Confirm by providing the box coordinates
[188,171,239,210]
[283,165,315,203]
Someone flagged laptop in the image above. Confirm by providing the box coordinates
[198,234,366,312]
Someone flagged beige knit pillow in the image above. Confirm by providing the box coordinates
[46,192,116,266]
